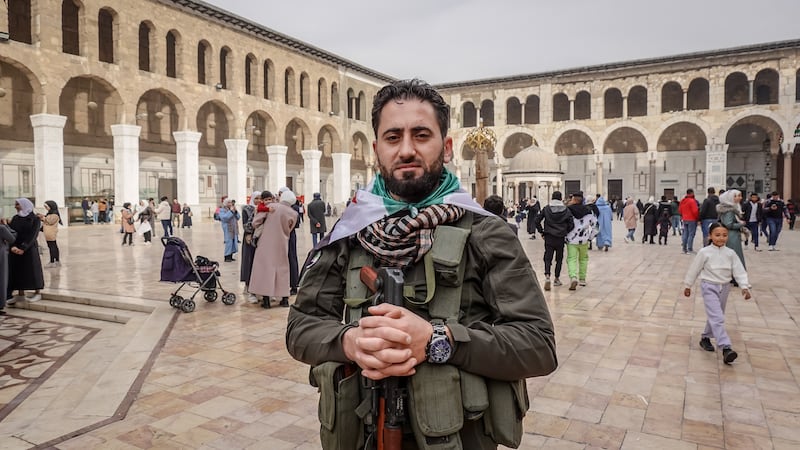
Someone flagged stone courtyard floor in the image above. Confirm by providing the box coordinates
[1,215,798,449]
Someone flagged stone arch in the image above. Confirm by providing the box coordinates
[627,85,647,117]
[318,125,341,168]
[553,93,569,122]
[61,0,82,55]
[244,53,257,96]
[687,77,709,110]
[318,77,328,113]
[285,118,312,165]
[97,7,118,63]
[219,46,232,90]
[603,127,648,154]
[524,94,540,124]
[553,128,595,156]
[506,97,521,125]
[245,110,277,160]
[724,114,785,194]
[165,29,180,78]
[574,91,590,120]
[352,131,369,169]
[196,100,234,158]
[724,72,749,107]
[661,81,683,113]
[652,116,713,148]
[59,75,123,147]
[462,101,477,127]
[502,132,534,159]
[135,88,183,153]
[480,99,494,125]
[0,57,43,141]
[299,72,311,108]
[754,68,779,105]
[601,121,654,151]
[718,109,790,144]
[197,40,212,85]
[284,67,296,105]
[657,122,707,151]
[138,20,155,72]
[604,87,623,119]
[263,59,274,100]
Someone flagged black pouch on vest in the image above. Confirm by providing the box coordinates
[482,378,529,447]
[408,363,463,450]
[311,362,363,450]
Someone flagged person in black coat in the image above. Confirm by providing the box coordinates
[641,197,659,244]
[7,198,44,303]
[526,197,541,239]
[306,193,327,247]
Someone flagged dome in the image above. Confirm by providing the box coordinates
[506,145,561,173]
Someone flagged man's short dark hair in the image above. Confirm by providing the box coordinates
[686,189,694,194]
[708,187,715,194]
[771,191,779,196]
[160,196,168,201]
[372,79,450,138]
[483,195,506,217]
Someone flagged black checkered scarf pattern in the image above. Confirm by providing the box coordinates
[356,204,466,267]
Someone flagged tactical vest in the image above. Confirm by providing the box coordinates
[310,212,530,450]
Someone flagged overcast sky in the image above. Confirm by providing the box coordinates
[206,0,800,84]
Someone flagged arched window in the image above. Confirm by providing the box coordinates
[724,72,749,107]
[62,0,80,55]
[346,88,355,119]
[219,47,231,90]
[8,0,32,44]
[506,98,521,125]
[358,91,367,120]
[754,69,779,105]
[524,95,539,124]
[299,72,310,108]
[462,102,476,127]
[165,30,178,78]
[480,100,494,126]
[661,82,683,113]
[197,40,210,85]
[604,88,623,119]
[574,91,591,120]
[98,9,115,63]
[628,86,647,117]
[331,83,340,114]
[687,78,709,110]
[552,93,569,122]
[263,60,273,99]
[284,68,296,105]
[138,22,152,72]
[318,78,328,113]
[245,54,256,95]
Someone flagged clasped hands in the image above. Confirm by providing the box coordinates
[342,303,433,380]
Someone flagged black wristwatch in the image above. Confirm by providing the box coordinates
[426,321,452,364]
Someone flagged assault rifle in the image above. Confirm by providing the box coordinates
[360,266,406,450]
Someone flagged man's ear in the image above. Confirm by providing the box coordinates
[443,136,453,164]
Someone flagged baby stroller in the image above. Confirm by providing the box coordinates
[160,236,236,312]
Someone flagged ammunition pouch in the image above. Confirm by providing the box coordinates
[310,362,364,450]
[482,378,529,447]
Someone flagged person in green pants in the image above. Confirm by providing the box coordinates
[565,192,598,290]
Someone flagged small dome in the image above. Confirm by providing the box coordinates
[507,145,561,173]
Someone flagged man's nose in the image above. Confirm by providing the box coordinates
[397,134,415,158]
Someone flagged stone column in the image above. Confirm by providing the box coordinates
[704,142,729,192]
[111,124,141,209]
[748,80,755,104]
[682,89,688,110]
[495,159,503,196]
[332,152,352,205]
[622,96,628,118]
[31,114,67,208]
[266,145,288,192]
[224,139,248,205]
[173,131,201,208]
[569,99,575,121]
[301,149,322,203]
[366,165,374,185]
[782,141,794,200]
[593,150,603,196]
[520,102,526,124]
[648,150,657,198]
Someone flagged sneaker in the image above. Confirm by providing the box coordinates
[569,279,578,290]
[754,247,762,252]
[544,278,551,291]
[247,294,259,304]
[624,236,629,243]
[722,347,738,364]
[44,262,56,268]
[699,337,714,352]
[604,246,609,252]
[553,278,563,287]
[768,246,776,251]
[578,280,587,286]
[27,293,42,302]
[54,261,61,267]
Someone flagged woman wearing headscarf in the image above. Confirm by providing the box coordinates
[181,203,193,228]
[135,200,154,245]
[623,197,639,243]
[39,200,63,267]
[249,189,297,308]
[7,198,44,303]
[641,196,659,245]
[240,191,261,302]
[218,198,240,262]
[718,189,748,269]
[595,196,613,251]
[121,202,135,246]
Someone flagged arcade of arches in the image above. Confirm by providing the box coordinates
[1,0,799,221]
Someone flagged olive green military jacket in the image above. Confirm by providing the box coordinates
[286,212,557,382]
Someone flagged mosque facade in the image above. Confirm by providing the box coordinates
[0,0,798,221]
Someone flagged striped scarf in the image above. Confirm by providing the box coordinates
[357,204,465,267]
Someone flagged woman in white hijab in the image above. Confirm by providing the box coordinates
[718,189,748,269]
[7,198,44,303]
[240,191,261,302]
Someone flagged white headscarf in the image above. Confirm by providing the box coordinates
[223,198,233,207]
[249,191,261,207]
[279,188,296,205]
[16,198,34,217]
[719,189,742,214]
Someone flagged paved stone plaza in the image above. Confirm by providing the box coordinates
[1,217,798,449]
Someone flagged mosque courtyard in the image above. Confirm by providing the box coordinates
[0,217,798,449]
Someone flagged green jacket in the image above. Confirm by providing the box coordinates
[286,212,557,447]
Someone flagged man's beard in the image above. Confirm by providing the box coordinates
[380,151,444,203]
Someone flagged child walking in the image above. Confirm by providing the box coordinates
[684,222,751,364]
[657,210,671,245]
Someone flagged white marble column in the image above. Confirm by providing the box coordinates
[173,131,201,208]
[225,139,248,205]
[111,124,141,208]
[782,140,794,200]
[495,158,503,197]
[622,97,628,118]
[593,150,603,196]
[366,165,374,185]
[301,149,322,202]
[682,89,688,111]
[31,114,67,208]
[569,99,575,121]
[704,142,729,191]
[266,145,288,192]
[332,152,352,205]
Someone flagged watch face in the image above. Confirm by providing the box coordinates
[428,337,451,363]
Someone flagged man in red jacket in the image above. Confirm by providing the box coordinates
[678,188,700,254]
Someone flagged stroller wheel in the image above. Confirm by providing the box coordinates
[204,290,218,302]
[222,292,236,305]
[169,295,183,308]
[181,299,196,313]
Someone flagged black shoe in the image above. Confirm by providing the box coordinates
[261,298,271,309]
[280,297,290,307]
[289,288,298,296]
[723,347,738,364]
[699,337,714,352]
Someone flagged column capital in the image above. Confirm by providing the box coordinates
[301,149,323,161]
[173,130,202,143]
[782,140,795,156]
[267,145,288,156]
[30,113,67,128]
[111,124,142,138]
[332,152,352,162]
[224,138,249,150]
